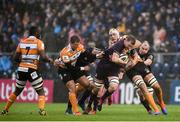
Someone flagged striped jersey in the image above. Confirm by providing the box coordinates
[16,36,45,70]
[59,43,85,66]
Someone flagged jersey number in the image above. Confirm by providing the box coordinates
[25,47,30,55]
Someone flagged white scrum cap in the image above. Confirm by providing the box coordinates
[109,28,120,38]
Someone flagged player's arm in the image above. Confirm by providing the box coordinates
[13,44,21,63]
[127,49,143,65]
[144,54,153,66]
[61,54,82,72]
[111,52,128,65]
[54,58,66,68]
[38,41,53,63]
[81,47,104,63]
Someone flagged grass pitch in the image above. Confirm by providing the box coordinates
[0,103,180,121]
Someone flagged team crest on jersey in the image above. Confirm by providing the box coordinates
[31,71,38,79]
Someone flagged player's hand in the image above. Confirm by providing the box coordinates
[54,59,66,68]
[84,65,90,71]
[54,59,60,67]
[80,66,90,71]
[96,51,104,58]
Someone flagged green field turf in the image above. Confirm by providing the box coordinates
[0,103,180,121]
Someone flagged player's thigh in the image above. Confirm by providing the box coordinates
[133,75,150,94]
[28,68,44,91]
[16,67,29,89]
[77,75,90,88]
[144,73,158,88]
[58,68,73,84]
[107,76,119,91]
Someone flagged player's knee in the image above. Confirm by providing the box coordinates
[16,80,26,89]
[147,76,158,87]
[153,83,162,92]
[31,77,44,91]
[14,87,23,96]
[76,83,84,93]
[134,78,144,88]
[15,80,26,96]
[138,82,149,94]
[66,80,76,93]
[94,81,103,89]
[78,76,91,88]
[109,83,118,92]
[36,88,45,96]
[108,77,119,92]
[86,75,94,83]
[148,87,154,94]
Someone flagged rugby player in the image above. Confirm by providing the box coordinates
[84,28,121,114]
[1,26,53,116]
[56,35,103,115]
[92,35,136,111]
[63,47,101,114]
[133,41,167,115]
[126,42,167,115]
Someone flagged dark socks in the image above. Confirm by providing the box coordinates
[88,93,97,108]
[67,100,72,109]
[78,89,91,105]
[101,90,113,102]
[141,99,152,112]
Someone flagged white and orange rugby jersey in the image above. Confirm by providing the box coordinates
[59,43,85,66]
[16,36,45,70]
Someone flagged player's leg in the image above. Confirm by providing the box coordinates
[65,82,85,114]
[66,80,81,115]
[65,83,83,114]
[98,76,119,111]
[136,86,152,114]
[144,73,167,115]
[1,70,27,115]
[65,100,73,115]
[58,68,81,115]
[29,69,47,116]
[132,75,160,114]
[84,79,103,114]
[78,75,94,111]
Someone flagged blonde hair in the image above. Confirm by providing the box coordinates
[109,28,120,38]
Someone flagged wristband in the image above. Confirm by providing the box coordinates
[80,67,85,71]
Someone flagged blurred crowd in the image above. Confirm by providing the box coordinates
[0,0,180,78]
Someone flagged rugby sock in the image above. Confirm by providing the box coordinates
[78,89,91,105]
[88,93,96,108]
[141,99,152,112]
[93,96,99,111]
[38,95,45,109]
[4,93,17,111]
[101,90,113,102]
[69,93,79,113]
[154,88,166,108]
[67,100,72,109]
[144,93,160,112]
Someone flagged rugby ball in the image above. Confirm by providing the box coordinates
[119,54,129,62]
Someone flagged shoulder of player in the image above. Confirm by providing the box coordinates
[60,46,70,56]
[35,38,44,44]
